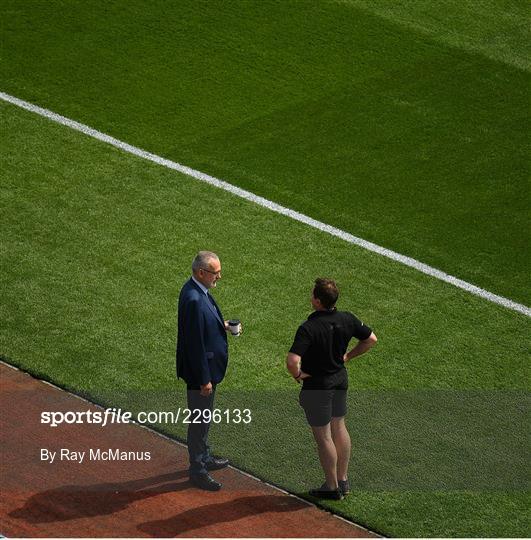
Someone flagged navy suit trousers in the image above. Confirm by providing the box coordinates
[186,385,217,476]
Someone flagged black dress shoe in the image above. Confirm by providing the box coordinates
[205,457,229,471]
[189,473,222,491]
[309,483,343,500]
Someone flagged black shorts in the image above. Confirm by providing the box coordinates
[299,368,348,427]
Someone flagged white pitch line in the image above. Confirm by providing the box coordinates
[1,90,529,318]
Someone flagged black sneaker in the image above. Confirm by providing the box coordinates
[309,483,343,500]
[338,479,351,496]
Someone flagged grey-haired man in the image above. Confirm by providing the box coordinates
[176,251,231,491]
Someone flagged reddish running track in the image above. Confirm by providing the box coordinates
[0,363,378,538]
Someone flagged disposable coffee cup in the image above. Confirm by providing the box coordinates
[228,319,241,336]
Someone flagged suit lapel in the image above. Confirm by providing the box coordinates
[205,293,225,328]
[188,279,224,329]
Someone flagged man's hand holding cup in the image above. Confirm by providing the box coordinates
[226,319,242,337]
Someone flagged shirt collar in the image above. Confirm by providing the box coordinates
[309,307,337,319]
[191,276,209,296]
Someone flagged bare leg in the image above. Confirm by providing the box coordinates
[310,423,338,489]
[331,416,351,481]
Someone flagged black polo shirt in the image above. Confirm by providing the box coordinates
[289,309,372,377]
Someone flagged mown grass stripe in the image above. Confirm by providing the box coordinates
[1,90,528,318]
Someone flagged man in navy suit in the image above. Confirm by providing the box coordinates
[176,251,230,491]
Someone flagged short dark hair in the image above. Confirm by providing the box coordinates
[313,278,339,309]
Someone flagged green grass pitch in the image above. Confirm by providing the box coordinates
[1,0,530,537]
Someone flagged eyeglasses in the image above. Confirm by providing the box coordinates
[200,267,221,277]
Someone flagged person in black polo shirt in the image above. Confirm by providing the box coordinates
[286,278,377,500]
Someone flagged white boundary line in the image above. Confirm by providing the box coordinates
[0,360,383,537]
[1,90,529,318]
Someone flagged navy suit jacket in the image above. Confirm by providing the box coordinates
[176,278,228,385]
